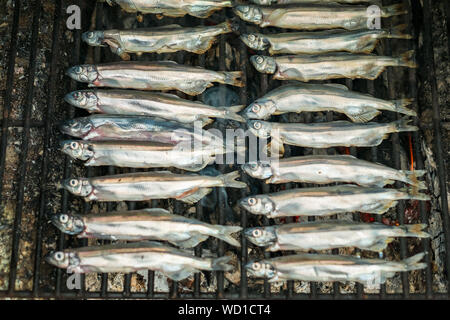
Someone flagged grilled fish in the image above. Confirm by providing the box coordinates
[245,220,430,252]
[243,83,416,122]
[246,252,426,287]
[66,61,243,95]
[60,140,218,172]
[234,3,407,30]
[64,89,245,124]
[82,22,234,59]
[46,241,233,280]
[52,208,242,247]
[239,184,430,218]
[248,118,418,153]
[240,25,412,55]
[250,51,416,81]
[59,170,246,203]
[242,154,427,188]
[106,0,232,18]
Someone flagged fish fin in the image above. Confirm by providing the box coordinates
[381,3,408,17]
[399,186,431,201]
[346,110,381,123]
[388,24,413,39]
[267,138,284,157]
[403,224,431,238]
[166,268,197,281]
[397,50,417,68]
[174,234,210,248]
[213,225,242,247]
[220,171,246,188]
[392,98,416,116]
[177,159,210,172]
[392,116,419,133]
[211,256,233,272]
[367,200,398,215]
[219,71,244,87]
[401,170,427,188]
[267,8,287,24]
[403,252,427,271]
[221,105,246,122]
[199,118,215,127]
[323,83,349,91]
[365,239,390,252]
[179,81,210,96]
[179,187,213,204]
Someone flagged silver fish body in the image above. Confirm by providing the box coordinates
[106,0,232,18]
[60,140,218,172]
[250,51,417,81]
[248,118,418,149]
[246,252,426,286]
[245,220,430,252]
[239,184,430,218]
[251,0,374,4]
[241,26,412,55]
[64,89,245,124]
[82,22,233,59]
[46,241,233,280]
[51,208,242,247]
[66,61,243,95]
[60,170,246,203]
[244,83,416,122]
[234,4,407,30]
[242,155,427,188]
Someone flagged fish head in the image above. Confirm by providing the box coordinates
[244,99,276,120]
[239,195,274,216]
[59,178,93,198]
[242,161,272,179]
[233,5,263,24]
[240,33,269,51]
[45,251,70,269]
[245,260,276,279]
[82,31,105,47]
[244,226,276,247]
[66,64,98,83]
[60,140,94,161]
[250,55,276,74]
[51,213,85,235]
[64,90,99,112]
[59,117,94,138]
[247,120,271,139]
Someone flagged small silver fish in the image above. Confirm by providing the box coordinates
[46,241,233,280]
[51,208,242,247]
[240,25,412,55]
[243,83,416,122]
[59,170,246,203]
[245,220,430,252]
[251,0,373,4]
[60,140,218,172]
[239,184,430,218]
[234,3,407,30]
[64,89,245,124]
[66,61,243,95]
[82,22,234,59]
[106,0,232,18]
[250,51,417,81]
[247,117,418,152]
[246,252,426,287]
[242,154,427,188]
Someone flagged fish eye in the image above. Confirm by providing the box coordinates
[73,92,79,99]
[248,197,257,206]
[87,32,94,39]
[70,141,79,150]
[253,122,262,130]
[252,262,261,270]
[75,66,83,74]
[54,252,64,261]
[249,34,256,41]
[249,163,258,170]
[69,179,78,187]
[256,56,264,64]
[59,214,69,224]
[251,104,260,113]
[252,229,262,237]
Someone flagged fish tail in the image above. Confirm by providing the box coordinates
[219,71,244,87]
[392,98,417,116]
[396,50,417,68]
[221,105,246,122]
[220,171,247,188]
[392,116,418,133]
[211,255,233,272]
[382,3,408,17]
[402,224,431,239]
[213,225,242,247]
[400,186,431,201]
[400,170,427,189]
[387,24,413,39]
[402,252,427,271]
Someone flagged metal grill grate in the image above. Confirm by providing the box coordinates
[0,0,449,299]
